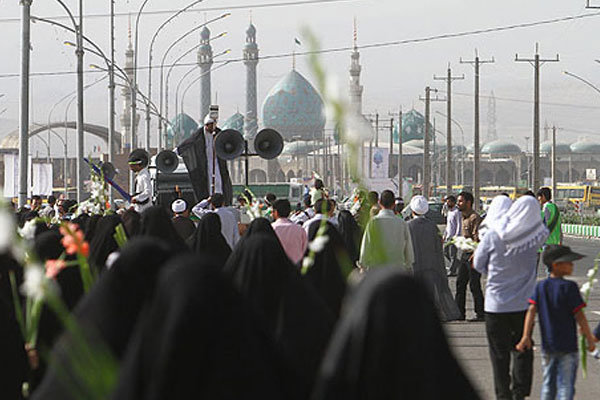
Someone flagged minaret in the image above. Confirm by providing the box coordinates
[348,18,364,115]
[243,21,259,139]
[120,22,139,151]
[197,26,213,120]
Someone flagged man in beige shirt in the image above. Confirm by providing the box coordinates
[455,191,484,321]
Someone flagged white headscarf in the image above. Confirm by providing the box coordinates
[410,195,429,215]
[479,195,512,238]
[204,114,215,125]
[494,195,548,255]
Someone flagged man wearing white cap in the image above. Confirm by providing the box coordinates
[176,114,233,205]
[408,195,461,321]
[171,198,195,240]
[359,189,414,270]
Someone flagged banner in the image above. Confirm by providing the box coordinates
[32,163,53,196]
[371,147,389,179]
[3,153,19,198]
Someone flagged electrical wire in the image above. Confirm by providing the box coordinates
[0,0,358,23]
[1,9,599,79]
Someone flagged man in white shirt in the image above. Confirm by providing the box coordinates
[272,199,308,264]
[128,149,152,214]
[443,195,462,276]
[192,192,240,249]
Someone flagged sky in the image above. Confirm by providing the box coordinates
[1,0,600,157]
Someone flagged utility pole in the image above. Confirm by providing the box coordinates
[108,0,116,202]
[19,0,32,207]
[419,87,444,198]
[388,117,394,180]
[551,125,557,199]
[515,43,559,192]
[398,108,403,198]
[434,64,464,196]
[460,50,495,211]
[524,136,531,188]
[76,0,85,202]
[375,113,379,147]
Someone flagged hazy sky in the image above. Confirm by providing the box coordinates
[1,0,600,157]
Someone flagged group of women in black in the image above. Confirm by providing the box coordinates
[1,205,480,399]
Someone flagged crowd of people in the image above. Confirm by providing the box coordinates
[2,180,600,400]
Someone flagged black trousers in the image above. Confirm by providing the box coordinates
[485,311,533,400]
[455,259,484,318]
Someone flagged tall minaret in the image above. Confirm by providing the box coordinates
[197,26,213,120]
[120,22,139,151]
[348,18,363,115]
[243,21,259,139]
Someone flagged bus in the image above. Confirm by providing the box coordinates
[554,185,600,210]
[479,186,529,202]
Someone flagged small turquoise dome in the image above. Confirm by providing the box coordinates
[481,140,521,155]
[541,141,571,155]
[167,113,198,147]
[222,112,244,132]
[262,70,326,141]
[392,109,434,143]
[281,140,326,156]
[570,140,600,154]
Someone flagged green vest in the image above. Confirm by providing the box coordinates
[542,202,561,245]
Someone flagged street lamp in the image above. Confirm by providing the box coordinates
[146,0,207,151]
[563,70,600,95]
[19,0,33,206]
[436,110,465,186]
[158,13,231,151]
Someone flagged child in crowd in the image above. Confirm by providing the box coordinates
[516,245,597,400]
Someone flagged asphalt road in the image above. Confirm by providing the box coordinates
[444,237,600,400]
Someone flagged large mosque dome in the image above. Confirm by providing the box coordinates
[570,139,600,154]
[222,112,244,132]
[167,113,198,147]
[392,109,433,144]
[261,70,326,141]
[481,140,522,155]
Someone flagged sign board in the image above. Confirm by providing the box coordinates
[3,154,19,198]
[586,169,597,181]
[364,147,389,179]
[32,163,53,196]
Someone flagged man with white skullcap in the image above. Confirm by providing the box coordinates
[359,189,414,270]
[176,113,233,205]
[128,148,152,213]
[171,198,195,240]
[408,195,462,321]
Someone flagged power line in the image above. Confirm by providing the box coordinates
[1,9,600,80]
[0,0,358,24]
[439,90,600,110]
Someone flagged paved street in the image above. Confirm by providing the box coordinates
[445,237,600,399]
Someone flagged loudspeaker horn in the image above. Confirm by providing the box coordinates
[215,129,245,160]
[254,128,283,160]
[156,150,179,173]
[100,161,117,180]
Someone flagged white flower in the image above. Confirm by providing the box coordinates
[587,268,596,278]
[452,237,478,252]
[21,265,56,301]
[0,209,16,253]
[18,219,37,240]
[302,257,314,270]
[581,282,592,295]
[308,235,329,253]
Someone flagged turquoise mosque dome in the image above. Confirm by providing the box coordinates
[541,141,571,155]
[222,112,244,132]
[392,109,434,144]
[481,140,521,155]
[570,139,600,154]
[167,113,198,147]
[261,69,326,141]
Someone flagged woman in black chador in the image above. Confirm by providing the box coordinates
[311,269,480,400]
[112,255,288,400]
[88,214,122,273]
[224,234,335,399]
[187,212,231,267]
[304,221,350,318]
[31,238,174,400]
[139,205,187,251]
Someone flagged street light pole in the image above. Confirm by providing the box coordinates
[75,0,85,202]
[19,0,32,207]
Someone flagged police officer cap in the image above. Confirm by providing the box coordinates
[128,149,149,168]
